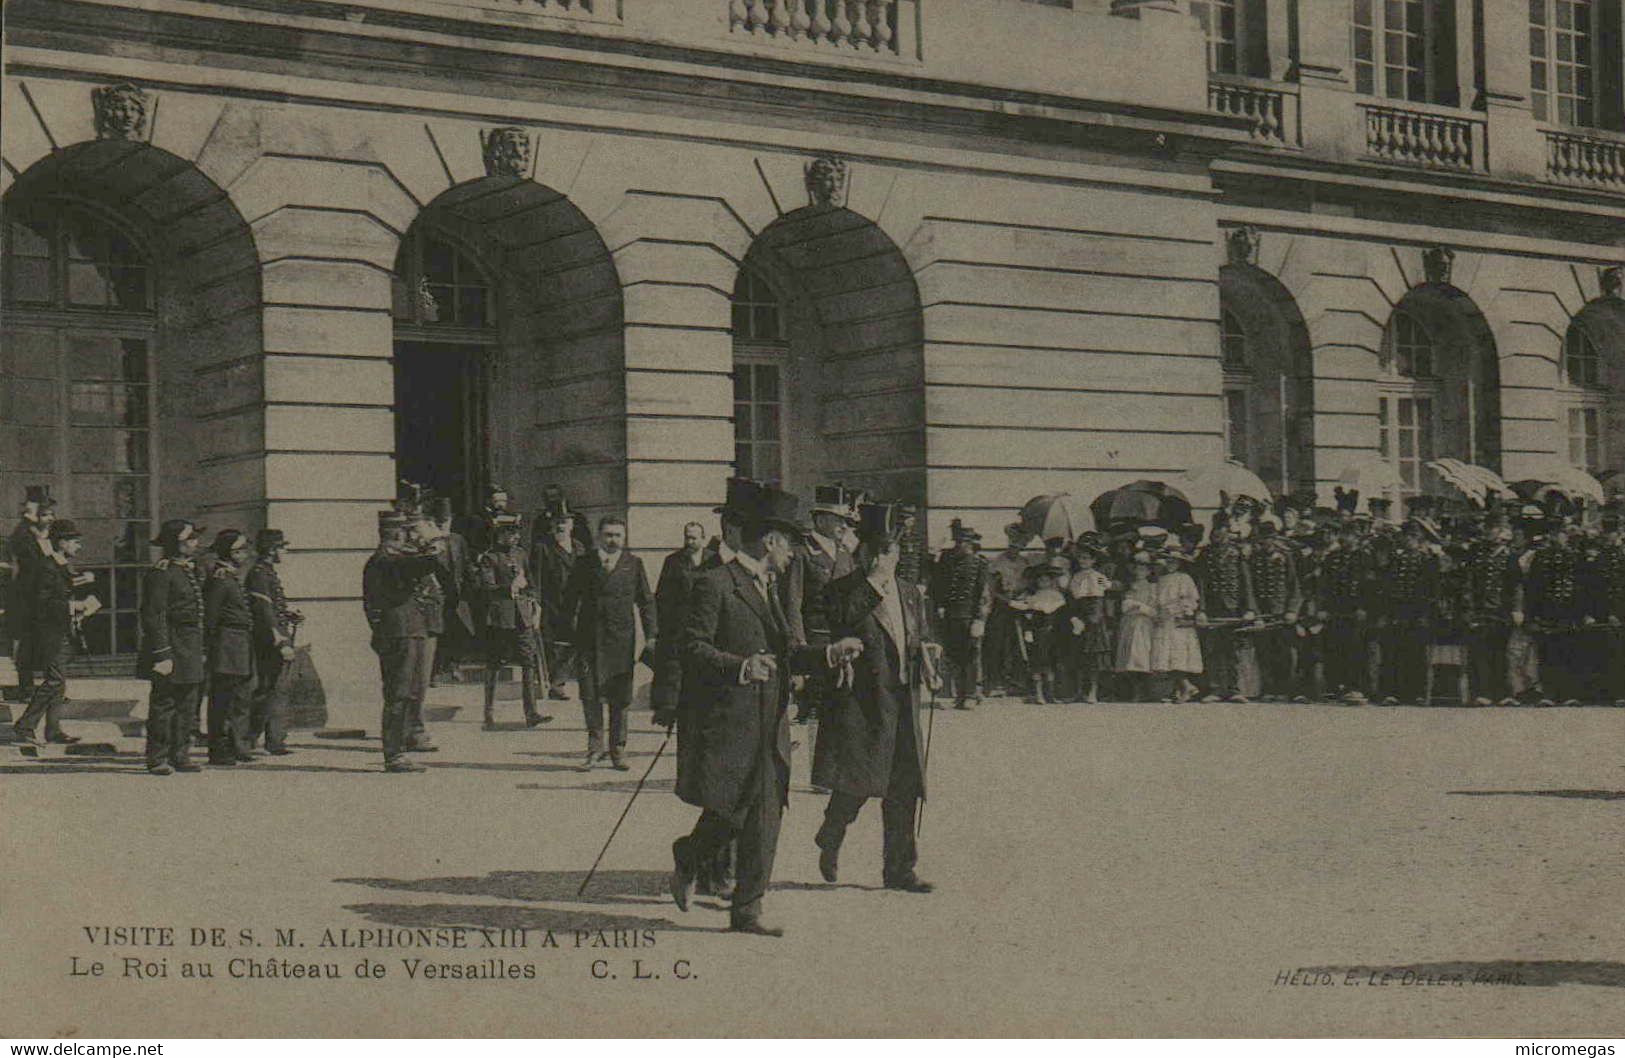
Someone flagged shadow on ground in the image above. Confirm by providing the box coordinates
[337,869,713,933]
[1448,789,1625,802]
[1306,961,1625,987]
[339,868,672,905]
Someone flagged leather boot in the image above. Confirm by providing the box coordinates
[482,667,497,726]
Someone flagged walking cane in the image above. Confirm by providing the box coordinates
[917,649,938,840]
[577,725,673,897]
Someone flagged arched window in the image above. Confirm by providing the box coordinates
[2,201,157,658]
[1378,310,1442,497]
[730,268,788,485]
[1564,321,1603,388]
[1561,320,1606,471]
[1383,309,1436,378]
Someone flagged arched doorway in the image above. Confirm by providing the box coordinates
[390,176,622,523]
[2,138,259,668]
[731,205,925,509]
[1218,262,1315,497]
[1562,290,1625,486]
[1374,283,1501,501]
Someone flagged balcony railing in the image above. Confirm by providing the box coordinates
[1208,75,1299,147]
[727,1,900,55]
[1359,102,1487,173]
[1543,128,1625,192]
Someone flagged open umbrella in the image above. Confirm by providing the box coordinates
[1176,460,1273,511]
[1425,458,1513,505]
[1338,457,1405,495]
[1510,466,1605,505]
[1089,480,1193,530]
[1018,493,1093,542]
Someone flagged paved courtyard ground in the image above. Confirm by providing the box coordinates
[2,695,1622,1037]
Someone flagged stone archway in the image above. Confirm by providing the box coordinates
[1219,261,1316,496]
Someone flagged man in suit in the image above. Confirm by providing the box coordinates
[141,518,208,775]
[429,497,476,678]
[363,509,446,773]
[12,518,89,747]
[782,483,860,723]
[652,521,717,729]
[565,515,656,771]
[203,529,257,767]
[531,503,584,701]
[245,529,300,756]
[813,501,943,894]
[475,513,549,727]
[8,486,57,700]
[669,484,862,936]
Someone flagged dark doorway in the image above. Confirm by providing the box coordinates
[393,340,489,515]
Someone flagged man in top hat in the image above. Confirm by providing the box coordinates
[363,508,446,772]
[1376,519,1441,705]
[11,518,90,747]
[8,486,58,700]
[429,496,476,678]
[669,483,862,936]
[781,483,860,723]
[813,500,942,893]
[530,495,584,702]
[245,528,300,755]
[985,522,1036,697]
[931,518,992,709]
[652,520,719,729]
[466,484,513,556]
[1195,514,1256,703]
[563,514,656,771]
[474,512,550,728]
[202,530,257,766]
[141,518,208,774]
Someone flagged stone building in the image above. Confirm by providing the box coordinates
[3,0,1622,723]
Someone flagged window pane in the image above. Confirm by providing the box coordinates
[756,443,781,483]
[734,444,751,477]
[733,369,751,401]
[754,363,780,396]
[66,262,109,307]
[0,426,56,472]
[2,378,58,426]
[68,335,127,380]
[758,403,782,441]
[9,259,51,304]
[734,403,752,436]
[1,330,55,378]
[115,522,150,565]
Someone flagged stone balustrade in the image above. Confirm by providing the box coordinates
[1208,75,1299,147]
[1543,128,1625,192]
[1359,102,1486,173]
[727,0,899,55]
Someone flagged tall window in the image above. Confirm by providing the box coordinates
[1353,0,1455,103]
[1220,310,1249,371]
[1220,309,1251,464]
[1378,309,1441,497]
[1192,0,1240,74]
[730,268,787,485]
[1564,321,1602,388]
[1224,389,1250,464]
[2,204,156,658]
[1530,0,1598,126]
[393,228,494,332]
[1561,321,1606,472]
[1568,406,1603,470]
[1383,309,1435,377]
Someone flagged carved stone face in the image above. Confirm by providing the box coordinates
[1226,226,1259,266]
[93,84,149,141]
[482,127,530,179]
[805,155,847,208]
[1423,247,1455,286]
[1602,266,1622,300]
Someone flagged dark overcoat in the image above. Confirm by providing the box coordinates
[140,558,207,683]
[476,547,533,631]
[565,550,656,687]
[782,538,854,646]
[530,536,584,641]
[653,548,718,712]
[203,565,254,677]
[676,560,827,817]
[811,570,934,799]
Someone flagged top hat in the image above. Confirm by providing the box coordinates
[542,485,571,521]
[855,501,904,544]
[47,519,82,541]
[24,484,54,506]
[714,476,764,517]
[810,483,863,523]
[151,518,203,549]
[744,485,803,536]
[428,496,453,520]
[949,518,981,544]
[255,528,288,551]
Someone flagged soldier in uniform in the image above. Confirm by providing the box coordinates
[930,519,992,709]
[1194,514,1255,702]
[1246,521,1300,699]
[530,501,584,702]
[1377,520,1440,705]
[1318,519,1374,702]
[203,530,257,766]
[1462,517,1519,706]
[1593,509,1625,704]
[362,509,446,772]
[782,484,859,723]
[1522,518,1584,706]
[474,513,549,728]
[429,497,476,679]
[245,528,299,755]
[985,523,1035,696]
[652,521,718,729]
[141,519,208,775]
[11,519,88,747]
[895,503,928,597]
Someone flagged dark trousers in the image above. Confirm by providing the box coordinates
[12,630,37,695]
[940,619,983,702]
[485,627,539,722]
[15,630,67,739]
[1324,616,1368,696]
[250,647,288,751]
[207,674,252,761]
[1384,623,1429,701]
[146,676,201,767]
[1201,627,1241,697]
[1254,624,1293,696]
[1468,624,1510,702]
[542,638,573,696]
[676,760,786,926]
[815,711,923,883]
[1539,631,1588,702]
[378,636,434,762]
[581,671,632,754]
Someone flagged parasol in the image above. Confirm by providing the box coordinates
[1338,457,1405,495]
[1018,493,1093,542]
[1175,460,1273,511]
[1510,466,1605,505]
[1088,480,1194,530]
[1424,458,1514,505]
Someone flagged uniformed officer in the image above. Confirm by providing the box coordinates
[11,519,89,747]
[530,499,584,702]
[985,522,1035,696]
[1463,517,1519,706]
[141,519,208,775]
[475,512,549,728]
[245,528,300,756]
[1377,520,1440,705]
[1195,514,1255,702]
[1247,521,1300,699]
[429,496,476,678]
[363,509,446,772]
[1318,519,1374,702]
[1594,510,1625,704]
[930,519,992,709]
[203,530,257,766]
[1522,518,1584,705]
[782,483,860,723]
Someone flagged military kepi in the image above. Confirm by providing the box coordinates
[151,518,203,548]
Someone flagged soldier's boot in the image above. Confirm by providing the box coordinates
[482,668,497,727]
[522,667,549,727]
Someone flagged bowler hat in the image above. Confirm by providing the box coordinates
[47,519,81,541]
[255,528,288,550]
[151,518,203,548]
[950,518,982,545]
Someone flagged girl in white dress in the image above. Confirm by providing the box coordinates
[1151,551,1203,700]
[1115,556,1156,700]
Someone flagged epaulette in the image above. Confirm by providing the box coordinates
[213,566,235,579]
[153,558,171,570]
